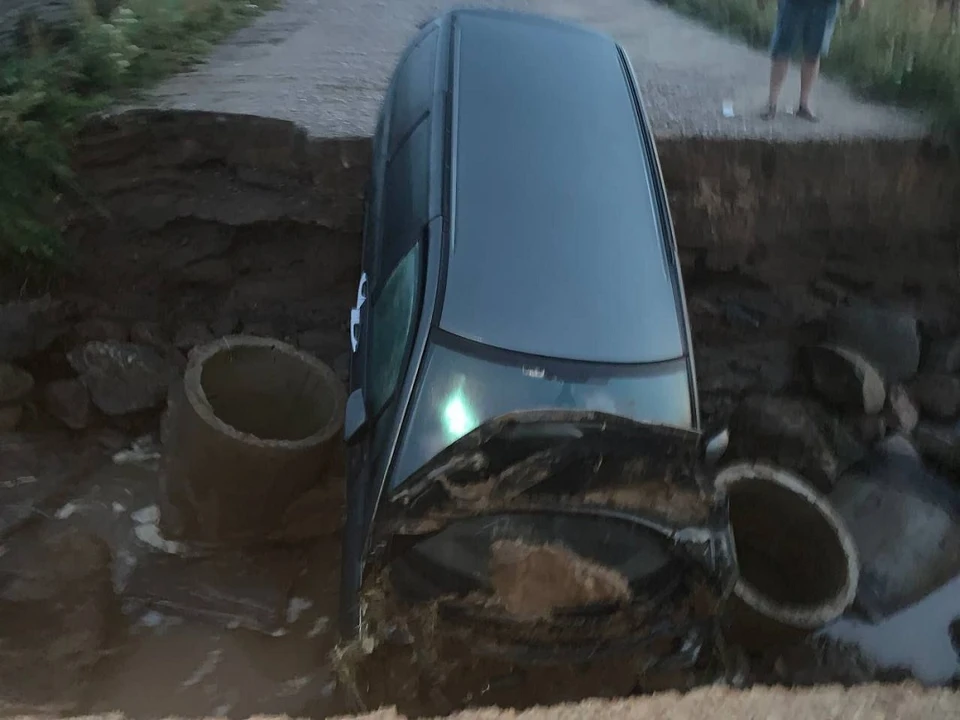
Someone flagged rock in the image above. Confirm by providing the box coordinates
[211,313,240,337]
[887,384,919,434]
[44,379,92,430]
[0,522,115,711]
[173,321,214,352]
[242,320,280,339]
[923,335,960,375]
[130,321,167,348]
[297,329,346,363]
[829,435,960,621]
[71,318,127,344]
[911,374,960,421]
[823,304,920,382]
[913,422,960,474]
[799,344,886,414]
[179,258,234,286]
[0,405,23,431]
[726,394,845,493]
[0,362,34,406]
[0,295,71,362]
[67,341,171,416]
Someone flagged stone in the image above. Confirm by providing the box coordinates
[823,304,920,383]
[44,379,92,430]
[911,374,960,422]
[67,341,171,416]
[887,384,919,434]
[130,320,167,348]
[0,521,114,711]
[913,422,960,474]
[0,362,34,406]
[173,321,214,352]
[297,328,346,363]
[726,394,844,493]
[179,258,234,286]
[0,295,71,362]
[799,344,886,415]
[923,335,960,375]
[0,405,23,431]
[71,317,127,344]
[211,313,240,337]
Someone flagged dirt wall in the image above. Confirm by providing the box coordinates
[52,111,959,312]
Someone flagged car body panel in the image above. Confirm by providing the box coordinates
[440,11,686,364]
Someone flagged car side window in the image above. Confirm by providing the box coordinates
[381,114,431,276]
[388,27,438,156]
[367,241,423,419]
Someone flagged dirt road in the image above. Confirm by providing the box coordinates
[134,0,928,140]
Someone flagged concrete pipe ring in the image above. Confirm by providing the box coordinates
[160,334,346,548]
[715,462,859,638]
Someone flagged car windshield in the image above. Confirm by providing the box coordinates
[390,336,693,489]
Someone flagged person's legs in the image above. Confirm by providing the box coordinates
[765,0,800,117]
[798,0,839,120]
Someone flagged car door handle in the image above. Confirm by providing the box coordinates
[350,307,361,353]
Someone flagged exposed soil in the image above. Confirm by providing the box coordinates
[0,111,958,719]
[488,540,632,619]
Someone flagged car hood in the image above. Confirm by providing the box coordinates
[363,410,736,665]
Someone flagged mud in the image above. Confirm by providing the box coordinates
[488,540,632,619]
[0,110,958,718]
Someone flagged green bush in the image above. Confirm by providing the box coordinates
[0,0,275,269]
[660,0,960,123]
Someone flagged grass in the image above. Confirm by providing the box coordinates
[0,0,276,272]
[658,0,960,128]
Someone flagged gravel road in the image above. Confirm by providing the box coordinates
[137,0,928,140]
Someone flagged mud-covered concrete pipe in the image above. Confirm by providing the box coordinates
[159,335,346,549]
[715,462,859,651]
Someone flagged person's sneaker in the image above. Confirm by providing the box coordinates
[796,105,820,123]
[761,103,777,120]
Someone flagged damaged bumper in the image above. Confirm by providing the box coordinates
[354,410,736,667]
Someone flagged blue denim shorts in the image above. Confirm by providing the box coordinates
[770,0,840,60]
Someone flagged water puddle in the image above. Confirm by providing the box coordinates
[825,575,960,684]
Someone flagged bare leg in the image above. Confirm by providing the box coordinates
[764,58,790,118]
[798,56,821,118]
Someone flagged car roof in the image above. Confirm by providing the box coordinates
[437,10,686,364]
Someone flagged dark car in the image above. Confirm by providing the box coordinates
[341,9,729,665]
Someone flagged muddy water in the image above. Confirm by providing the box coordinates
[46,451,350,719]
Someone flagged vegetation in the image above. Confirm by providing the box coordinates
[1,0,275,270]
[660,0,960,126]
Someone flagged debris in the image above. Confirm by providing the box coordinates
[55,502,81,520]
[888,385,920,435]
[286,596,313,625]
[181,649,223,688]
[112,434,162,468]
[44,379,92,430]
[67,341,172,416]
[71,318,128,344]
[799,344,886,414]
[823,304,920,383]
[912,374,960,422]
[0,433,101,540]
[488,540,631,619]
[124,548,303,634]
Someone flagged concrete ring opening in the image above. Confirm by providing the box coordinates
[715,462,859,630]
[187,334,344,446]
